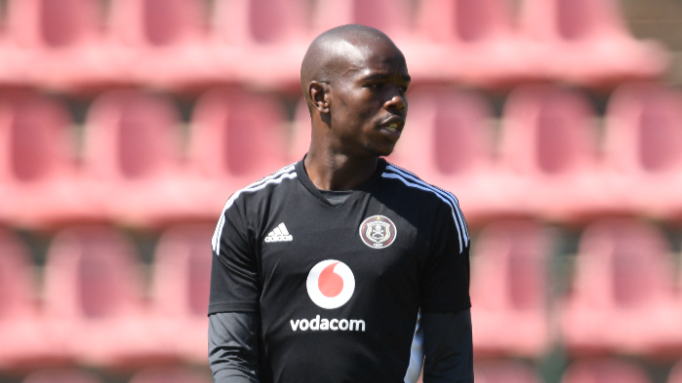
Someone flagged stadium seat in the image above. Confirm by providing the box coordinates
[560,359,652,383]
[499,85,615,222]
[0,229,69,369]
[82,90,195,226]
[129,367,210,383]
[42,226,177,367]
[414,0,541,85]
[4,0,124,90]
[668,360,682,383]
[109,0,216,89]
[187,88,289,217]
[389,86,518,222]
[312,0,413,41]
[518,0,667,86]
[560,220,679,355]
[22,369,104,383]
[470,221,552,357]
[603,83,682,220]
[211,0,311,87]
[0,92,96,228]
[150,225,213,363]
[474,361,542,383]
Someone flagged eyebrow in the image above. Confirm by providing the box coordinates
[360,73,411,82]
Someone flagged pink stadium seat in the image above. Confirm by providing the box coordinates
[518,0,667,86]
[23,369,103,383]
[150,225,213,363]
[499,85,614,222]
[474,361,541,383]
[561,359,652,383]
[668,360,682,383]
[561,220,680,355]
[82,90,195,226]
[470,221,552,357]
[187,88,289,217]
[0,229,68,369]
[389,86,517,222]
[414,0,541,85]
[0,92,96,228]
[4,0,123,90]
[42,226,177,367]
[109,0,215,89]
[129,367,210,383]
[604,83,682,220]
[211,0,310,87]
[313,0,412,42]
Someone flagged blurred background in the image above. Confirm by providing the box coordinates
[1,0,682,383]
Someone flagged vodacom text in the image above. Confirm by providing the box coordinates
[290,315,366,332]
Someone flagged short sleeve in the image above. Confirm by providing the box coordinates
[209,200,260,315]
[420,200,471,313]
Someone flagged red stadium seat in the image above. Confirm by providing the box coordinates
[290,99,313,163]
[560,220,679,355]
[109,0,216,89]
[604,83,682,220]
[518,0,667,86]
[0,229,69,369]
[129,367,210,383]
[561,359,652,383]
[414,0,541,85]
[211,0,311,87]
[0,92,96,228]
[470,221,552,357]
[187,88,289,217]
[474,361,542,383]
[668,360,682,383]
[499,85,615,222]
[82,90,195,226]
[313,0,412,42]
[42,226,177,367]
[389,86,518,222]
[4,0,124,90]
[150,225,213,363]
[23,369,103,383]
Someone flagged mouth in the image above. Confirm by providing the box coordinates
[378,115,405,136]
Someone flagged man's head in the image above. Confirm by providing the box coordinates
[301,24,410,158]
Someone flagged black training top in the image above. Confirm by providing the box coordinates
[209,158,471,383]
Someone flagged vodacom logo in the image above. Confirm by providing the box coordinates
[306,260,355,309]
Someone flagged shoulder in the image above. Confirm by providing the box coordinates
[381,162,469,248]
[220,163,298,214]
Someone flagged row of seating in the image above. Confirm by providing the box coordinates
[15,358,682,383]
[0,0,666,90]
[1,219,682,369]
[3,83,682,228]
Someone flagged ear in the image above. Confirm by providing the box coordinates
[309,81,330,114]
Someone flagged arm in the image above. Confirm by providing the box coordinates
[422,310,473,383]
[208,312,260,383]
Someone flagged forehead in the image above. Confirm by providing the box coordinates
[333,38,408,79]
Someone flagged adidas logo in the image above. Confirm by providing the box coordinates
[265,223,293,243]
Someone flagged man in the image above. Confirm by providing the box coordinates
[208,24,473,383]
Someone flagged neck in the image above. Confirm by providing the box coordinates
[304,148,379,191]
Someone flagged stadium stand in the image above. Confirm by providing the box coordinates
[128,367,210,383]
[0,92,96,228]
[42,226,178,367]
[560,220,679,355]
[518,0,668,86]
[0,230,69,369]
[474,361,542,383]
[187,88,289,217]
[4,0,122,91]
[668,361,682,383]
[499,85,616,222]
[470,221,552,357]
[604,83,682,220]
[22,369,103,383]
[82,90,195,226]
[560,359,653,383]
[150,225,213,363]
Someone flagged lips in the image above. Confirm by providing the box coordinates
[378,115,405,135]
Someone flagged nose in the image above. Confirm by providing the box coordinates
[384,94,406,113]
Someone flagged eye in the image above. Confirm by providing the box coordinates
[367,83,383,89]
